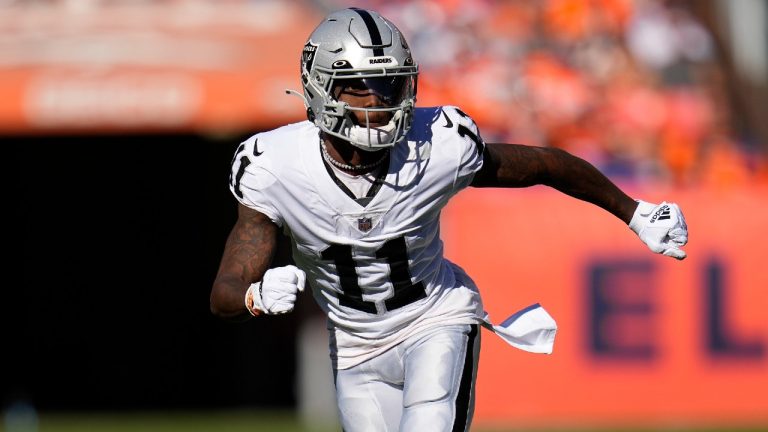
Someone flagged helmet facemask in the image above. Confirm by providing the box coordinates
[323,74,417,150]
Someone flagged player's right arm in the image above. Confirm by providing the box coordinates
[210,204,278,321]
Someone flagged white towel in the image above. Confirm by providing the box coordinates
[481,303,557,354]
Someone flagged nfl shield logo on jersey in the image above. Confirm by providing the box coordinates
[357,217,373,232]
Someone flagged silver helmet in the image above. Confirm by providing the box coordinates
[294,8,418,150]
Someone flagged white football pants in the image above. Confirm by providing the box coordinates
[334,324,481,432]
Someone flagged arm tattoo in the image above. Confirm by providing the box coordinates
[220,206,277,285]
[471,143,549,188]
[210,205,278,319]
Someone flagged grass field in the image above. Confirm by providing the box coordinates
[3,410,767,432]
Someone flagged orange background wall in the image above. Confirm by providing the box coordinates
[441,185,768,428]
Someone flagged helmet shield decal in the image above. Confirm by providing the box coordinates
[302,42,318,72]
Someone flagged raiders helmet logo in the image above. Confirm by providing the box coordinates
[302,42,318,70]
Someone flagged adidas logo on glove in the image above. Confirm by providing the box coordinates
[650,205,671,223]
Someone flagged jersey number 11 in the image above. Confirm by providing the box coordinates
[321,236,426,314]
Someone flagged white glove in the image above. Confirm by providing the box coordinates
[629,200,688,260]
[245,265,306,315]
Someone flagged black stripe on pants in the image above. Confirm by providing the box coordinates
[453,324,479,432]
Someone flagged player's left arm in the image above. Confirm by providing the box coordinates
[471,144,636,221]
[471,143,688,259]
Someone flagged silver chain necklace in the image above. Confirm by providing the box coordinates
[321,142,389,172]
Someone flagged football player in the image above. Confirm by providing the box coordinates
[210,8,688,432]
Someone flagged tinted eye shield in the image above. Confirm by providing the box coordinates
[332,76,412,105]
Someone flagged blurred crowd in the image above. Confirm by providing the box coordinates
[315,0,768,187]
[3,0,765,187]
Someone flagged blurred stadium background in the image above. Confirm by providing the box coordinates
[5,0,767,431]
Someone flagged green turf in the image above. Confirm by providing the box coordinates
[5,410,331,432]
[3,410,767,432]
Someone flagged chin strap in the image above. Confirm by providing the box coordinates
[343,110,403,149]
[344,122,398,147]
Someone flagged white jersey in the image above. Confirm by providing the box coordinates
[231,106,489,369]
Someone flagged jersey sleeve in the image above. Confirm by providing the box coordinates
[446,106,486,190]
[229,136,284,227]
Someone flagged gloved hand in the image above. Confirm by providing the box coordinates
[629,200,689,260]
[245,265,306,315]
